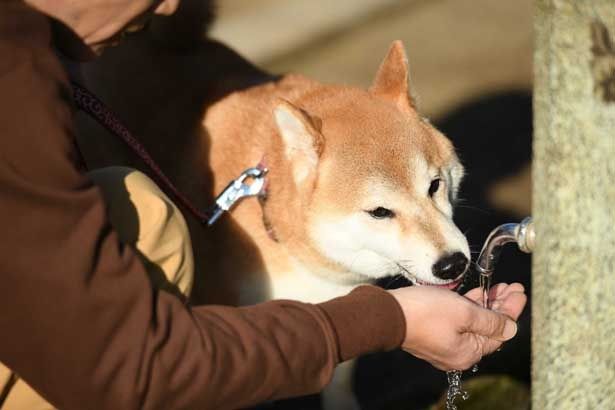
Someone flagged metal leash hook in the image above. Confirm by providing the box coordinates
[206,166,268,226]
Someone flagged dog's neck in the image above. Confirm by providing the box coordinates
[266,258,361,303]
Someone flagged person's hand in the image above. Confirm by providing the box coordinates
[388,283,526,371]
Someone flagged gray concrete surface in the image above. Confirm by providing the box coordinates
[533,1,615,408]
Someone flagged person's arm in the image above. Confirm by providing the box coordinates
[0,3,405,410]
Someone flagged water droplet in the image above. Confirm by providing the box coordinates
[445,370,469,410]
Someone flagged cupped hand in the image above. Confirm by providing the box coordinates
[465,282,527,320]
[388,283,526,371]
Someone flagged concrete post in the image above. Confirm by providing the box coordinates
[533,1,615,408]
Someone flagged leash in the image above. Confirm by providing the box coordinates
[71,82,267,225]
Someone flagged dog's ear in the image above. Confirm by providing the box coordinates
[273,100,324,185]
[370,40,416,112]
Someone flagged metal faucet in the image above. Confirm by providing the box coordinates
[444,218,535,408]
[475,216,535,307]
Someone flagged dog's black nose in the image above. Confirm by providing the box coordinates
[432,252,469,280]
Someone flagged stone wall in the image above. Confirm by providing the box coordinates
[533,1,615,408]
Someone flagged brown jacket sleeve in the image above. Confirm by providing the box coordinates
[0,2,405,409]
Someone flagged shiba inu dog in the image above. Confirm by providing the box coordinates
[202,40,470,304]
[78,38,470,306]
[198,40,473,409]
[76,35,471,409]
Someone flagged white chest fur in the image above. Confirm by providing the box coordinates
[238,259,360,305]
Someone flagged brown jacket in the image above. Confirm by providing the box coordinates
[0,2,405,409]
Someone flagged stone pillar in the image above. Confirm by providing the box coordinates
[533,1,615,408]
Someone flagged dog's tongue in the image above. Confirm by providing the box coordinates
[433,281,462,290]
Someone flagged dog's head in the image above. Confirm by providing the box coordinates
[263,41,470,288]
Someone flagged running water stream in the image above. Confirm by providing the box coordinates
[443,272,489,410]
[443,272,488,410]
[444,370,469,410]
[444,217,534,410]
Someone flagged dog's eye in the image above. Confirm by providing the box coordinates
[428,178,441,197]
[367,207,395,219]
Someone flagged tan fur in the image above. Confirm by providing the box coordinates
[76,36,467,306]
[205,80,462,296]
[75,34,469,410]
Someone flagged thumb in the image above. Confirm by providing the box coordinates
[464,305,517,341]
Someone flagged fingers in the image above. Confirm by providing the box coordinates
[456,334,506,370]
[464,282,525,305]
[393,284,526,371]
[478,335,504,356]
[463,283,526,321]
[463,287,483,304]
[489,282,524,300]
[464,304,518,341]
[489,283,513,299]
[453,284,526,369]
[491,291,527,321]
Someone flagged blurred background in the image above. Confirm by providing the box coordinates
[210,0,532,120]
[209,1,534,409]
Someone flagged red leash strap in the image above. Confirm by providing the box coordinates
[71,82,211,224]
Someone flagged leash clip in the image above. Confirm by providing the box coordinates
[207,166,268,225]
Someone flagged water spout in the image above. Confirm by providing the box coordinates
[476,216,534,308]
[445,217,535,409]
